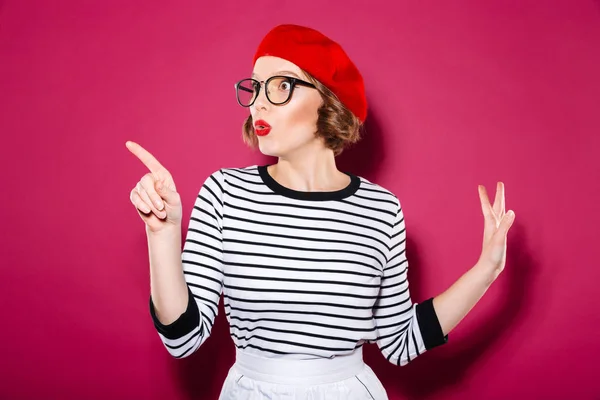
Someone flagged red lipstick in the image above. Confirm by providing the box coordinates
[254,119,271,136]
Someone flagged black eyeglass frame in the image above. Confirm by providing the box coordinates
[234,75,317,107]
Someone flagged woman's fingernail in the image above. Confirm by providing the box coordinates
[155,200,163,210]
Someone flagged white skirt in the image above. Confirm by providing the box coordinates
[218,347,389,399]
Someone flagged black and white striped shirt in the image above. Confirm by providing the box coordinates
[149,165,448,366]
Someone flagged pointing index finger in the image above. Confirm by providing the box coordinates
[126,141,166,175]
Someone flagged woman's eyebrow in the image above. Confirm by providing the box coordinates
[251,70,302,79]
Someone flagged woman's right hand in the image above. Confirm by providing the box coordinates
[126,141,182,233]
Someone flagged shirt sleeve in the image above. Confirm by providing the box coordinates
[372,196,448,366]
[148,169,225,358]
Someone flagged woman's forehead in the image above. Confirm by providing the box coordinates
[252,56,304,80]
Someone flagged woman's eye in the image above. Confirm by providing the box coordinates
[279,81,291,91]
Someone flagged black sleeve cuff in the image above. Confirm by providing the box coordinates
[415,297,448,350]
[149,285,201,340]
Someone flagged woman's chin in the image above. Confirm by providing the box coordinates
[258,141,284,158]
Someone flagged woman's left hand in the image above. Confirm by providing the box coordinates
[477,182,516,283]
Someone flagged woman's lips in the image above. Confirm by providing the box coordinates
[255,127,271,136]
[254,119,271,136]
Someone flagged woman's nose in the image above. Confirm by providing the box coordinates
[253,84,269,110]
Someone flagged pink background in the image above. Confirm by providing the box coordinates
[1,1,599,399]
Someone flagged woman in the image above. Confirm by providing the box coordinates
[126,24,515,399]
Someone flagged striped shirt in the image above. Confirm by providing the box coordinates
[149,165,448,366]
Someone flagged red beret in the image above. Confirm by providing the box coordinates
[252,24,368,123]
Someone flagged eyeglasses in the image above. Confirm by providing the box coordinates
[234,75,316,107]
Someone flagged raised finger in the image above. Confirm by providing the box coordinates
[478,185,494,219]
[126,141,166,176]
[493,182,505,217]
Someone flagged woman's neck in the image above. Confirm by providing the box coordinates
[268,156,350,193]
